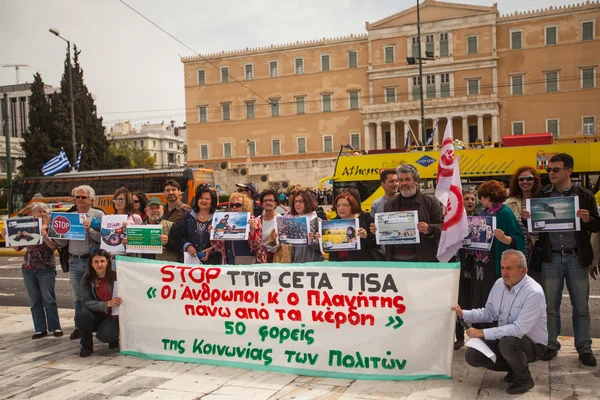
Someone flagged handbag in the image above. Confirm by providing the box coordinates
[528,240,543,272]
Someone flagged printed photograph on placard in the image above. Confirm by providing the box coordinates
[101,215,128,253]
[210,212,250,240]
[374,211,420,245]
[319,218,361,253]
[5,217,43,247]
[526,197,580,233]
[48,212,86,240]
[126,225,163,254]
[462,216,496,251]
[275,216,309,245]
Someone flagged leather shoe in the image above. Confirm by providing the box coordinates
[32,331,47,340]
[108,341,120,350]
[503,372,514,383]
[579,353,597,367]
[507,378,535,394]
[69,329,80,340]
[454,340,464,350]
[539,348,558,361]
[53,329,64,337]
[79,346,93,358]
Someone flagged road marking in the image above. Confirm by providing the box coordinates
[0,277,70,281]
[0,265,22,269]
[0,293,16,296]
[563,295,600,299]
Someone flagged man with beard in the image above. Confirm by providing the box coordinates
[162,179,190,225]
[370,163,443,262]
[140,197,182,261]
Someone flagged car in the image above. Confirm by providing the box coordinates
[0,202,74,245]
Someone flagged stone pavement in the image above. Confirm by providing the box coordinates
[1,306,599,400]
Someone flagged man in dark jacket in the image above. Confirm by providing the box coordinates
[370,163,443,262]
[236,182,263,218]
[523,153,600,367]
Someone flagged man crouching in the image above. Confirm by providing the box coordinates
[452,250,547,395]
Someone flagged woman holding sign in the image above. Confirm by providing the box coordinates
[180,185,221,264]
[287,190,324,263]
[77,249,121,357]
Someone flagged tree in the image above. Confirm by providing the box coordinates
[108,142,155,169]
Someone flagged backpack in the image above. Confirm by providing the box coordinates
[58,247,70,273]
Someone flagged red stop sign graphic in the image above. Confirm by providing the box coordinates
[53,216,71,235]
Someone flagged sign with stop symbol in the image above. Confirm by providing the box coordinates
[48,212,87,240]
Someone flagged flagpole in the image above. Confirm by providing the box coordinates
[408,124,421,147]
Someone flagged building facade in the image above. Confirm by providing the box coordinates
[182,0,600,168]
[0,83,60,179]
[106,121,185,169]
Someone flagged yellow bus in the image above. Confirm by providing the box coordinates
[9,167,216,216]
[332,142,600,213]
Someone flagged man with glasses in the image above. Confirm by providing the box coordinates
[522,153,600,366]
[235,182,263,217]
[163,179,190,225]
[53,185,105,340]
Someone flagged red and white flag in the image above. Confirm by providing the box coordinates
[437,160,469,262]
[435,122,455,206]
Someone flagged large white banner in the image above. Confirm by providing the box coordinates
[116,256,459,381]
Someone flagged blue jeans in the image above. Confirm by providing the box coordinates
[22,268,61,333]
[542,253,592,354]
[69,257,87,327]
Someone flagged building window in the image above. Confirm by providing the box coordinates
[546,119,559,138]
[272,139,281,155]
[245,64,253,80]
[154,152,158,160]
[546,26,557,45]
[425,34,434,55]
[440,73,450,97]
[200,144,208,160]
[350,133,360,149]
[583,21,594,41]
[270,61,278,77]
[153,140,156,148]
[321,54,330,72]
[295,58,304,74]
[348,51,358,68]
[467,79,479,95]
[247,141,256,157]
[222,103,231,121]
[323,135,333,152]
[169,142,173,149]
[511,75,524,95]
[511,31,522,50]
[426,75,436,98]
[583,117,595,135]
[412,76,422,100]
[322,94,332,112]
[246,101,255,119]
[296,96,305,114]
[411,37,419,57]
[197,69,206,85]
[198,105,207,123]
[385,87,396,103]
[440,33,449,57]
[221,66,229,83]
[546,71,558,92]
[270,99,280,116]
[384,46,394,63]
[512,122,524,135]
[349,91,360,109]
[297,137,306,154]
[582,67,595,88]
[467,36,478,54]
[223,143,232,158]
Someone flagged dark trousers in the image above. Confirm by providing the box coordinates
[75,308,119,347]
[465,336,545,383]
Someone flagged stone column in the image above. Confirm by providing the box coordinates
[390,121,397,149]
[376,122,383,150]
[462,115,469,144]
[363,123,371,151]
[491,113,499,144]
[477,115,484,143]
[418,119,423,145]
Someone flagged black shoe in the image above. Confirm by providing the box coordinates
[79,346,93,358]
[503,372,514,383]
[454,340,464,350]
[507,378,535,395]
[579,353,597,367]
[70,329,80,340]
[539,348,558,361]
[32,331,47,340]
[108,341,119,350]
[53,329,64,337]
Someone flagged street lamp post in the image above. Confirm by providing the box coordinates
[49,28,77,165]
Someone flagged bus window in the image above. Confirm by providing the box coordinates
[333,181,381,205]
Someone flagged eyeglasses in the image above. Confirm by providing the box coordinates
[546,167,565,174]
[74,196,88,200]
[294,199,305,204]
[230,202,244,208]
[112,198,126,203]
[262,199,275,203]
[336,203,351,208]
[518,176,535,182]
[237,188,248,193]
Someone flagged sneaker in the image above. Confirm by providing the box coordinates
[53,329,64,337]
[32,331,47,340]
[69,329,80,340]
[454,340,464,350]
[503,372,514,383]
[507,378,535,395]
[539,348,558,361]
[579,353,597,367]
[79,346,93,358]
[108,341,120,350]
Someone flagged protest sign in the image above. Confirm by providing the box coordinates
[462,216,496,251]
[374,211,420,245]
[526,197,580,233]
[48,212,86,240]
[117,256,459,380]
[276,216,309,245]
[126,225,163,254]
[319,219,360,253]
[101,215,128,253]
[4,217,43,247]
[210,212,250,240]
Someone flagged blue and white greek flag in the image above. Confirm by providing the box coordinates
[74,145,83,171]
[404,128,411,148]
[42,148,71,176]
[425,121,440,145]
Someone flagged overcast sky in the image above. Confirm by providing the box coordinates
[0,0,580,129]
